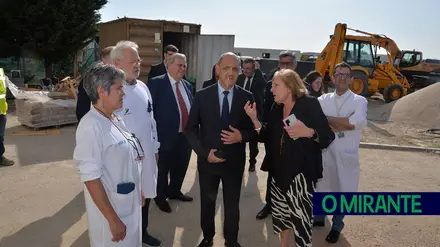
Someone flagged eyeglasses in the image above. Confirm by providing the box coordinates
[130,59,143,65]
[334,73,351,79]
[127,133,145,161]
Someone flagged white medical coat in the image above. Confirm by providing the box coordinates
[73,107,142,247]
[115,80,160,198]
[316,90,368,192]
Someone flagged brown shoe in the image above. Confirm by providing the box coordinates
[0,156,14,166]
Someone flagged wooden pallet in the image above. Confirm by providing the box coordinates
[9,129,61,136]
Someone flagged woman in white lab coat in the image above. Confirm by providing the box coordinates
[73,62,145,247]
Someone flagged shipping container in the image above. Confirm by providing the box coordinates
[99,17,235,89]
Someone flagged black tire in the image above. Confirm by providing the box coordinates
[350,70,369,96]
[383,84,404,103]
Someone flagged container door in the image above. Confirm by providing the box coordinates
[195,35,235,90]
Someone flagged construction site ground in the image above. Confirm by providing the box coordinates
[1,99,440,247]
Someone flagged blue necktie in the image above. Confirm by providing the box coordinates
[221,91,230,128]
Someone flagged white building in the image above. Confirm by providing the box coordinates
[234,47,301,60]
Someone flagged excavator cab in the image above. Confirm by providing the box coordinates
[396,51,422,68]
[342,39,376,95]
[395,50,440,89]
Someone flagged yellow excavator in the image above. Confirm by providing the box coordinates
[346,27,440,92]
[310,23,415,102]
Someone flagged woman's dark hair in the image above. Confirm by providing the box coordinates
[303,71,323,96]
[303,71,322,85]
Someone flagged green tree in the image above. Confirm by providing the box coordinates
[0,0,107,77]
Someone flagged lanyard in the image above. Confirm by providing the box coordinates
[94,106,145,161]
[333,91,351,117]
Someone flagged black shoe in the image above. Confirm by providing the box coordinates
[169,194,193,202]
[256,204,270,219]
[325,229,340,244]
[142,233,161,246]
[313,220,325,227]
[225,241,241,247]
[197,238,213,247]
[155,199,172,213]
[0,156,14,166]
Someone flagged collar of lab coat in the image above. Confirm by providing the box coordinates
[333,89,351,99]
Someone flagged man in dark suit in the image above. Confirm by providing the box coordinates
[147,53,194,213]
[184,52,256,247]
[235,57,267,172]
[75,46,114,122]
[202,65,218,88]
[256,50,298,220]
[148,44,179,80]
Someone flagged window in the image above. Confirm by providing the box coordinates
[359,42,374,68]
[344,40,359,65]
[400,52,421,68]
[343,40,374,68]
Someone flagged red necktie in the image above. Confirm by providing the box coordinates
[175,81,189,131]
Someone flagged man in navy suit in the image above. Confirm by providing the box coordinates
[147,53,194,213]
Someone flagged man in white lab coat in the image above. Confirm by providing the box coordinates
[314,62,368,244]
[111,40,162,247]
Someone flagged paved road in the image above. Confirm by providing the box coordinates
[1,119,440,247]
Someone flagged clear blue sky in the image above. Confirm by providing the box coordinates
[100,0,440,59]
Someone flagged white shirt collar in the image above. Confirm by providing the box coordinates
[334,89,351,99]
[218,82,234,95]
[167,73,178,85]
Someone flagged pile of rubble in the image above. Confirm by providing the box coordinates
[369,82,440,129]
[6,76,78,129]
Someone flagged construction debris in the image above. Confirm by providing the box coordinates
[6,75,78,129]
[369,82,440,129]
[15,98,77,129]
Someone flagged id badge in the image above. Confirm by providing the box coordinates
[337,132,345,138]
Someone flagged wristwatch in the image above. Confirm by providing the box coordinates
[311,129,319,141]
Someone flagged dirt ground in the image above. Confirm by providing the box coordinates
[1,101,440,247]
[363,96,440,148]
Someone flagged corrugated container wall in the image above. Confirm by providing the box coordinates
[193,35,235,90]
[99,18,201,83]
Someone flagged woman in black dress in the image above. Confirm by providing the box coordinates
[244,69,335,247]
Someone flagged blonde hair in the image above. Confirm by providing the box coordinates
[274,69,308,99]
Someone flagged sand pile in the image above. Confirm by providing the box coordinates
[369,82,440,129]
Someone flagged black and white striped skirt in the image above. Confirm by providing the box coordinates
[270,173,314,246]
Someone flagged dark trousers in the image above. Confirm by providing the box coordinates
[265,171,272,206]
[248,140,259,166]
[156,134,191,200]
[0,114,6,157]
[142,199,151,235]
[199,165,244,243]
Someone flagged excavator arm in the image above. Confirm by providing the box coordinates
[315,23,347,78]
[346,27,402,61]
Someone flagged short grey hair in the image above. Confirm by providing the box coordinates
[110,40,139,63]
[169,53,187,65]
[279,50,297,64]
[217,52,241,65]
[83,62,125,104]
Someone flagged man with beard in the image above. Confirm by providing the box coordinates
[111,40,161,247]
